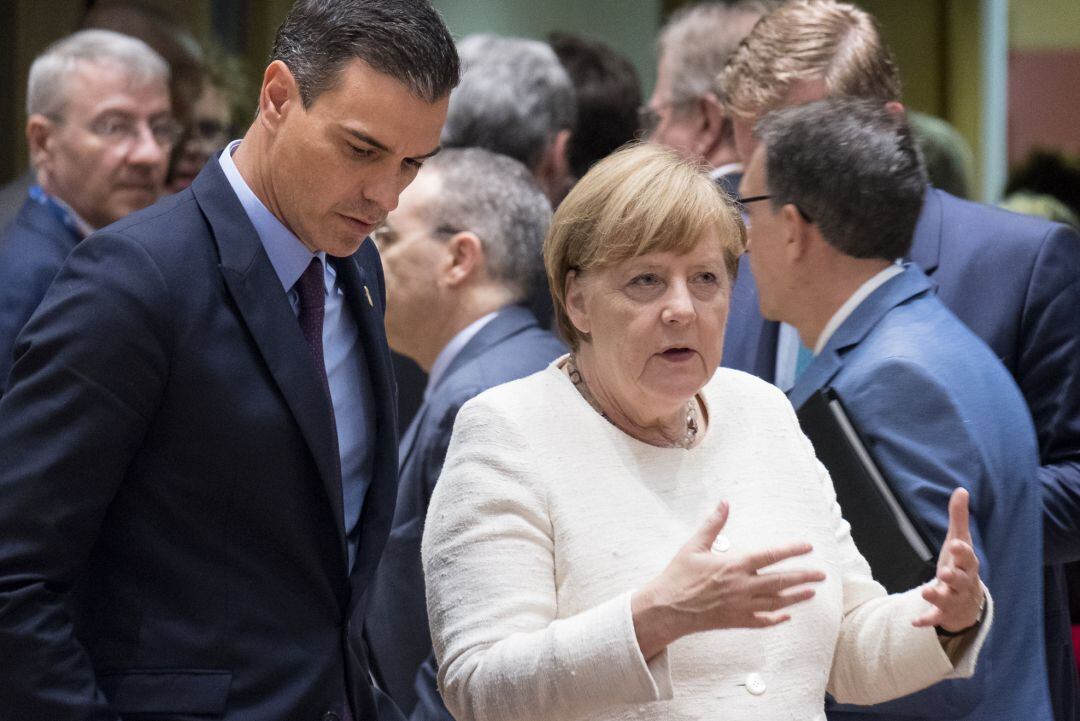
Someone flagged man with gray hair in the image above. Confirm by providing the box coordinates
[0,29,176,390]
[645,1,770,197]
[740,97,1050,721]
[366,147,565,721]
[441,34,576,206]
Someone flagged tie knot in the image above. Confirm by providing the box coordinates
[296,258,325,311]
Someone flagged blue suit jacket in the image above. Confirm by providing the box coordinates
[0,195,82,392]
[0,158,402,720]
[725,187,1080,720]
[789,266,1051,721]
[365,306,565,721]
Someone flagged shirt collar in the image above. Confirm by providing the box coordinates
[219,140,325,294]
[424,311,499,401]
[814,262,904,354]
[29,184,95,239]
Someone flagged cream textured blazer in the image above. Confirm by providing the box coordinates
[422,361,990,721]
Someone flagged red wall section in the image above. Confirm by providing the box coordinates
[1008,50,1080,164]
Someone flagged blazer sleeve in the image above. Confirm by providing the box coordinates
[0,230,172,720]
[421,398,672,721]
[1018,223,1080,563]
[819,360,997,716]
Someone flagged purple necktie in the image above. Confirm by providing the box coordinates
[296,258,329,388]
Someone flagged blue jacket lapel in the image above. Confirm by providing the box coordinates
[193,158,349,572]
[788,266,934,409]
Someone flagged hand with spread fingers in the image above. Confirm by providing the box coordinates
[631,501,826,660]
[912,488,986,634]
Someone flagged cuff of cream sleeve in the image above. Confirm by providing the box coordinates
[581,590,674,704]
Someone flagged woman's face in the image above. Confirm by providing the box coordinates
[566,231,731,418]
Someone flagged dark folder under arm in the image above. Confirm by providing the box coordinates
[795,387,937,594]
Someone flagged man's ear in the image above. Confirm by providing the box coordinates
[695,92,726,158]
[258,60,299,133]
[780,203,813,261]
[563,269,591,336]
[26,114,56,172]
[443,231,483,288]
[536,129,573,202]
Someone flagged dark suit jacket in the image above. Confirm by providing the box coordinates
[789,266,1051,721]
[0,195,82,391]
[0,158,401,720]
[724,187,1080,721]
[365,306,565,721]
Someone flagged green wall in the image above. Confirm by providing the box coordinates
[431,0,662,96]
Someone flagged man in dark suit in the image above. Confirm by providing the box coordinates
[643,1,767,197]
[744,97,1049,721]
[0,29,175,391]
[0,1,459,719]
[719,3,1080,717]
[364,147,566,720]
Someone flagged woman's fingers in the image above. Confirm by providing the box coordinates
[751,569,827,595]
[741,542,815,572]
[944,487,972,544]
[688,500,730,552]
[749,586,818,612]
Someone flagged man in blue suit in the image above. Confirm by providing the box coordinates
[0,1,459,719]
[742,97,1050,720]
[0,30,175,392]
[364,147,566,720]
[719,3,1080,717]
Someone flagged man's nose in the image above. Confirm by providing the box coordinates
[127,123,168,168]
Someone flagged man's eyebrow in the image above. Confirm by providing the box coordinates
[343,127,441,161]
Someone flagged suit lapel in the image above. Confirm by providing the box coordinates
[788,266,934,410]
[331,247,401,608]
[192,159,349,569]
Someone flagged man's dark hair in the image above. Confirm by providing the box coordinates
[272,0,459,107]
[548,32,642,179]
[757,98,926,260]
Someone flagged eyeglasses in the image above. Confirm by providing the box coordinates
[736,193,814,223]
[66,113,183,149]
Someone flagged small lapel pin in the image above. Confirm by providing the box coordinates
[363,285,374,307]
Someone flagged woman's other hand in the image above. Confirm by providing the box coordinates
[912,487,985,634]
[631,500,825,660]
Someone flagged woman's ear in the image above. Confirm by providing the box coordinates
[563,269,591,336]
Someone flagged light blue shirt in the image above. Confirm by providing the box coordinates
[423,311,498,402]
[220,141,375,570]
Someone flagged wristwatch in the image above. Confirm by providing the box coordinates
[935,590,987,638]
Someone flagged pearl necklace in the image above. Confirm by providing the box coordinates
[565,354,699,449]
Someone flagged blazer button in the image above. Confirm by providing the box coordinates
[745,673,766,695]
[322,712,342,721]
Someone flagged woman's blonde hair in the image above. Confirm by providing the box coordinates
[544,142,745,347]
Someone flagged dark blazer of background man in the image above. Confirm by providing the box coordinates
[718,4,1080,717]
[0,30,173,391]
[743,98,1050,721]
[0,1,458,719]
[364,148,566,721]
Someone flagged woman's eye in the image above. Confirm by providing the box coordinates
[630,273,661,286]
[693,271,719,284]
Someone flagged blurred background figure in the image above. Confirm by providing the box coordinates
[366,147,565,721]
[1003,150,1080,225]
[0,29,175,391]
[644,0,770,197]
[441,34,576,206]
[908,110,976,200]
[0,3,199,230]
[167,45,245,193]
[548,31,641,181]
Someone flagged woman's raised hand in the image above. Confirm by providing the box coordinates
[912,488,985,634]
[631,501,825,660]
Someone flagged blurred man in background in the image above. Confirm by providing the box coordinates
[0,29,175,391]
